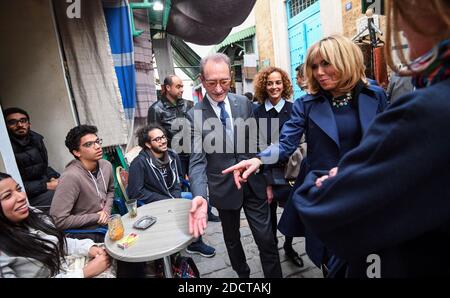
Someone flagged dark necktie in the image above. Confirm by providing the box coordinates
[218,101,233,139]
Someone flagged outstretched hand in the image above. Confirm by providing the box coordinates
[222,158,262,189]
[189,196,208,238]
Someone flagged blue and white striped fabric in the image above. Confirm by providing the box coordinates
[103,0,136,120]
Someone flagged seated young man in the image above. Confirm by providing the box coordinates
[3,107,60,210]
[50,125,114,243]
[128,125,215,258]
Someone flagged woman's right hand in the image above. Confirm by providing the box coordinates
[222,158,262,189]
[82,254,110,278]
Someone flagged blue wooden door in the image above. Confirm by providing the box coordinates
[286,1,323,100]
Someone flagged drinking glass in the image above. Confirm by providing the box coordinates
[108,214,124,241]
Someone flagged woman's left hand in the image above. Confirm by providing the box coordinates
[315,167,338,188]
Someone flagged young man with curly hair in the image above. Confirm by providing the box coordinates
[50,125,114,243]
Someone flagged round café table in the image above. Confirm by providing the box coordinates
[104,198,194,278]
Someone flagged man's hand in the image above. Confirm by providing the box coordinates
[189,196,208,238]
[97,210,109,225]
[222,158,262,189]
[266,185,274,204]
[315,167,338,188]
[46,178,58,190]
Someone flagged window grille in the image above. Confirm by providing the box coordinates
[289,0,318,18]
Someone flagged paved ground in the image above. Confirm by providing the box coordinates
[180,207,323,278]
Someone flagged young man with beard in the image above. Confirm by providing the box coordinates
[147,75,193,178]
[128,125,215,258]
[3,107,60,210]
[50,125,114,243]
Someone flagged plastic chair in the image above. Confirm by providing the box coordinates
[116,166,130,202]
[65,227,108,235]
[116,166,145,207]
[180,178,193,200]
[113,197,128,216]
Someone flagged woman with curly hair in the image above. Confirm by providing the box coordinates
[253,66,303,267]
[224,34,388,277]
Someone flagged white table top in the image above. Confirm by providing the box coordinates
[104,199,194,262]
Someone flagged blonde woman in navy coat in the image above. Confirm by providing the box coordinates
[223,34,388,277]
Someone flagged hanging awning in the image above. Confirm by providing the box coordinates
[171,37,201,81]
[212,26,256,53]
[166,0,256,45]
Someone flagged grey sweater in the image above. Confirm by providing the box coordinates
[50,159,114,230]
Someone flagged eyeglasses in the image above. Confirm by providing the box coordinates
[151,135,167,143]
[204,79,231,88]
[81,138,103,148]
[6,118,29,126]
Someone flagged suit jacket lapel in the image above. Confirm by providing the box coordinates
[228,93,240,120]
[309,98,340,148]
[226,94,238,146]
[278,102,291,125]
[358,92,379,134]
[200,95,217,119]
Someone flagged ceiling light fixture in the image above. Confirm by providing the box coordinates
[153,1,163,11]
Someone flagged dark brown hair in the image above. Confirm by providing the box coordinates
[253,67,293,104]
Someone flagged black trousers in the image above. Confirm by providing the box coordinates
[269,184,292,244]
[218,184,282,278]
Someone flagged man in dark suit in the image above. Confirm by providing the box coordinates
[187,53,282,278]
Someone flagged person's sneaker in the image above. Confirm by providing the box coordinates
[208,212,221,222]
[186,241,216,257]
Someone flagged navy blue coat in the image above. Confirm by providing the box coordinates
[259,83,388,268]
[254,100,293,186]
[293,78,450,277]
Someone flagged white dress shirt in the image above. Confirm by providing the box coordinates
[264,98,286,113]
[206,94,234,133]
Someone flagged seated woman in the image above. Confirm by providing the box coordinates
[0,172,110,278]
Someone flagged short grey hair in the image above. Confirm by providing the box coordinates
[199,53,231,77]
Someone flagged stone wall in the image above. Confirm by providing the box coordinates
[340,0,386,41]
[254,0,275,67]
